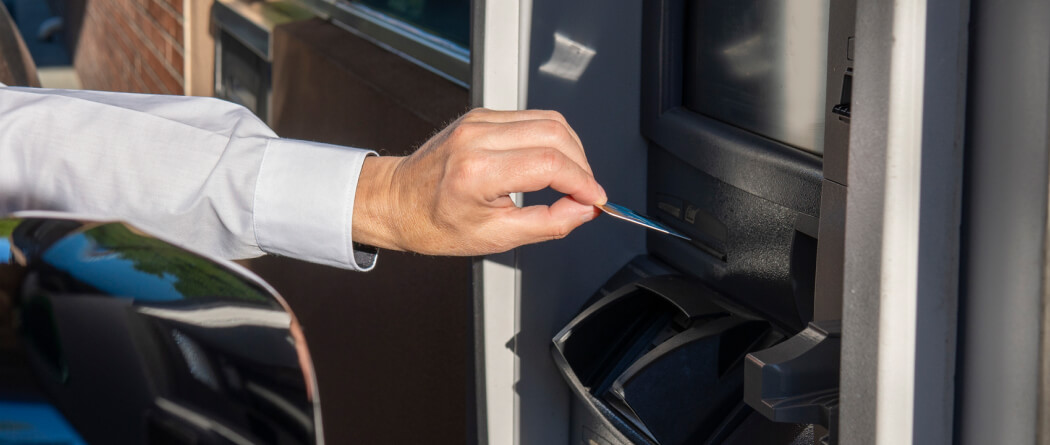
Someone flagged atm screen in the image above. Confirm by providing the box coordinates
[682,0,830,155]
[640,0,830,333]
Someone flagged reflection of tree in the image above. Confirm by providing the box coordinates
[0,218,19,237]
[83,224,269,303]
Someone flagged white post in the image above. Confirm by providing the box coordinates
[471,1,532,443]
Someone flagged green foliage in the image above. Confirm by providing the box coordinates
[0,219,20,237]
[82,224,270,303]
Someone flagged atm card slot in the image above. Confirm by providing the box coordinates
[655,194,728,261]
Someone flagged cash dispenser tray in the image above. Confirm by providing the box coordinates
[745,321,841,445]
[552,269,813,445]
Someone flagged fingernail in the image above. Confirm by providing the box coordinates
[582,208,597,222]
[596,184,608,205]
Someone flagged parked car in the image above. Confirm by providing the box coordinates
[0,215,321,444]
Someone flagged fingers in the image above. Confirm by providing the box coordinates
[476,147,606,206]
[497,196,601,245]
[462,108,583,145]
[459,108,592,174]
[461,120,592,175]
[461,108,572,129]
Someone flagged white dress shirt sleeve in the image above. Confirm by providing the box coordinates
[0,85,377,271]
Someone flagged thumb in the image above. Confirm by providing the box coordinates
[497,196,599,245]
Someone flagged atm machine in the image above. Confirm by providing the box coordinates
[549,0,855,443]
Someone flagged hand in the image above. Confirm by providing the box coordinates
[352,108,607,256]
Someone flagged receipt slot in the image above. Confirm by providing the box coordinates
[551,257,812,445]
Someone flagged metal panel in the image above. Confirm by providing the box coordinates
[956,0,1050,444]
[516,1,649,444]
[839,0,968,443]
[821,0,856,186]
[814,180,845,322]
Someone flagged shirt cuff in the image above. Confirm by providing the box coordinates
[253,138,378,271]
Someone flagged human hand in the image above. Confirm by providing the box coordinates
[352,108,607,256]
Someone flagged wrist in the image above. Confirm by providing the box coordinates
[353,155,405,251]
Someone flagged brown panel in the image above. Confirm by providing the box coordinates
[251,18,473,445]
[248,254,474,445]
[271,18,468,154]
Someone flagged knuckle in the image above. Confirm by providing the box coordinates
[536,147,565,173]
[537,119,573,145]
[538,109,567,124]
[448,150,486,186]
[537,119,565,136]
[448,122,477,142]
[464,107,489,120]
[548,221,573,240]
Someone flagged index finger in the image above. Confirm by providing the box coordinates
[462,109,591,172]
[480,147,606,206]
[469,120,593,175]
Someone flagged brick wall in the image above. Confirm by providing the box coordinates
[64,0,184,94]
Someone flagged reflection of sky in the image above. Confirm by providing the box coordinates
[42,234,184,302]
[0,401,87,444]
[0,237,10,264]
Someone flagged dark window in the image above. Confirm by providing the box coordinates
[343,0,470,48]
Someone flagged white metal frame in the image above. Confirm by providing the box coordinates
[840,0,969,443]
[471,1,532,443]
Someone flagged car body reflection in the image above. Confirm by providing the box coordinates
[0,216,320,444]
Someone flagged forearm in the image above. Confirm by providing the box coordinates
[0,86,376,270]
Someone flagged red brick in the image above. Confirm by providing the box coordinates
[109,0,130,12]
[131,1,183,50]
[142,18,163,48]
[146,1,164,25]
[127,21,174,92]
[147,0,180,42]
[135,21,168,66]
[166,41,185,76]
[143,42,183,93]
[168,0,183,16]
[173,21,183,44]
[109,23,147,91]
[127,3,158,41]
[64,0,185,94]
[111,8,137,42]
[139,50,167,91]
[135,55,164,93]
